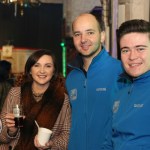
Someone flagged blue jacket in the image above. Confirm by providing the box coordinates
[111,70,150,150]
[66,48,124,150]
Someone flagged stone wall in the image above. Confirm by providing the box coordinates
[118,0,149,26]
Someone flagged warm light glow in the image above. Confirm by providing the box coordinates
[0,0,41,17]
[10,0,17,2]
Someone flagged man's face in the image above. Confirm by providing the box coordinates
[120,32,150,77]
[72,14,105,59]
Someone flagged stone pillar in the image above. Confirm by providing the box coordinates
[111,0,118,58]
[111,0,150,58]
[118,0,149,26]
[100,0,110,51]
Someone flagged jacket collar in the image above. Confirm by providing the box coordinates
[119,70,150,83]
[68,46,108,69]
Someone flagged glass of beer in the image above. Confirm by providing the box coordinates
[13,104,24,128]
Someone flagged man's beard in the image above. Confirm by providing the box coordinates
[80,47,100,58]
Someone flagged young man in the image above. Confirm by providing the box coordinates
[66,13,124,150]
[110,19,150,150]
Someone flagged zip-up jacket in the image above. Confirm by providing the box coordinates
[112,70,150,150]
[66,48,124,150]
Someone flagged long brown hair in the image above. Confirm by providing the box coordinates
[15,49,66,149]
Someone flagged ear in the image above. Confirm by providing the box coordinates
[100,31,105,43]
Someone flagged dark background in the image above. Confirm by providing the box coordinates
[0,3,63,71]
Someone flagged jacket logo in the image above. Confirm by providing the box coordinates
[70,89,77,100]
[113,100,120,113]
[96,88,106,92]
[134,104,144,108]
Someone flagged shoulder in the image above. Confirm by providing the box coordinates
[66,69,81,82]
[9,87,21,96]
[59,93,71,117]
[107,54,121,64]
[64,93,70,105]
[106,55,123,70]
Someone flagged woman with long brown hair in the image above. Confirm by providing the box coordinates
[0,49,71,150]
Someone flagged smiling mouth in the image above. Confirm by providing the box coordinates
[129,63,142,67]
[81,45,89,50]
[38,75,47,78]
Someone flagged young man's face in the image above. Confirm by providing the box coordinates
[120,32,150,77]
[72,14,105,59]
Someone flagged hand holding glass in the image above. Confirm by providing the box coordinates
[13,104,24,128]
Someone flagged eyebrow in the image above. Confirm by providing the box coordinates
[35,62,53,65]
[135,45,148,48]
[86,29,95,32]
[121,45,148,50]
[73,29,95,34]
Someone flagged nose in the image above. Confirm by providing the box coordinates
[129,49,138,60]
[39,67,45,73]
[81,34,87,43]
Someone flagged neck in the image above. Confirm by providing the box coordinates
[83,57,92,71]
[32,82,49,94]
[82,47,102,71]
[32,88,45,102]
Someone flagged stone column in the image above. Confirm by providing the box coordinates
[111,0,118,58]
[118,0,149,26]
[100,0,110,51]
[111,0,150,58]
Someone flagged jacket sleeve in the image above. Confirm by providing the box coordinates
[0,87,20,144]
[102,111,113,150]
[50,93,71,150]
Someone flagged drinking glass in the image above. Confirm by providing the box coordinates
[13,104,24,128]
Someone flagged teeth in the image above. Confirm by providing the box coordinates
[129,63,141,67]
[130,64,138,66]
[81,46,89,50]
[38,75,46,78]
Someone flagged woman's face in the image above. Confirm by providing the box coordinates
[30,55,55,88]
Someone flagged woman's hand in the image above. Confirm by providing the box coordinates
[34,135,53,150]
[4,113,18,135]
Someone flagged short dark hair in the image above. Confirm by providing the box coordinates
[117,19,150,43]
[90,12,105,31]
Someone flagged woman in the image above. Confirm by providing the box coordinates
[0,49,71,150]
